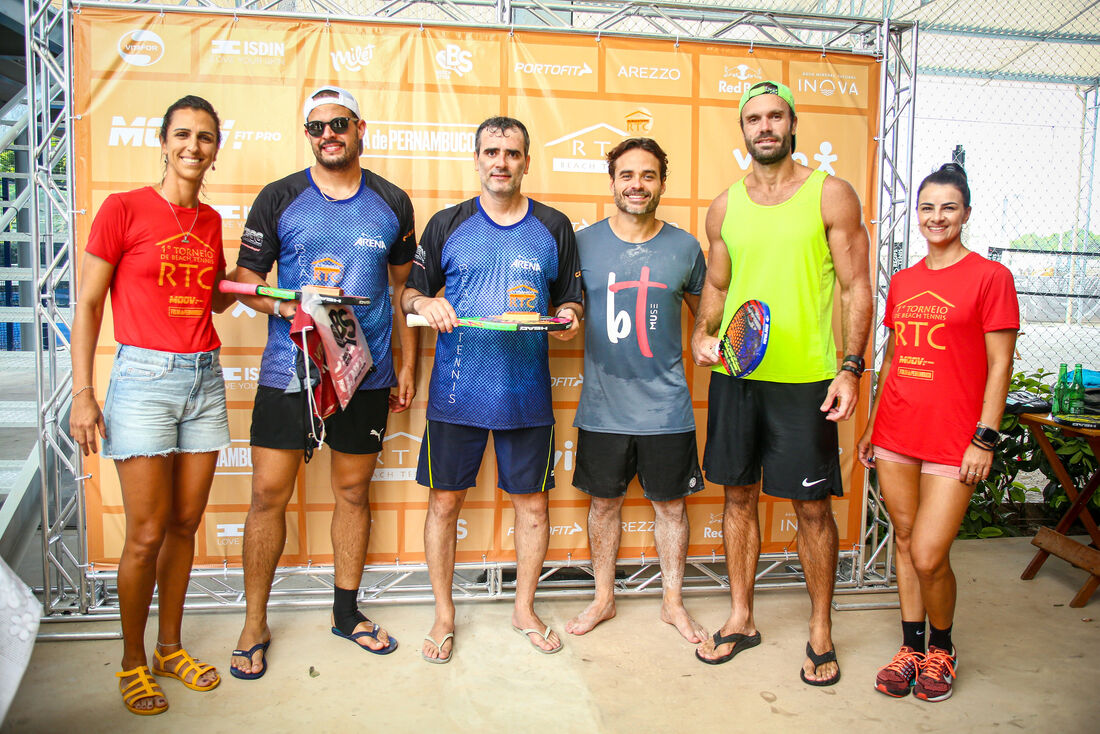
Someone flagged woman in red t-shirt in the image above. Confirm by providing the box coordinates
[857,164,1018,703]
[70,95,235,716]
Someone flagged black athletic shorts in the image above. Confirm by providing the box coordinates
[415,420,555,494]
[574,429,704,502]
[250,385,389,455]
[702,373,842,500]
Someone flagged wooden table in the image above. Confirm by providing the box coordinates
[1018,413,1100,607]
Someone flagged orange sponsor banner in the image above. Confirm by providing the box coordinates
[73,8,880,566]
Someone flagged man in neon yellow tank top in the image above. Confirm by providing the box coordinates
[690,81,872,686]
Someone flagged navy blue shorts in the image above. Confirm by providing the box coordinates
[416,420,556,494]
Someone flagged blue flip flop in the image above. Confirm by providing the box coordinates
[229,640,270,680]
[331,623,398,655]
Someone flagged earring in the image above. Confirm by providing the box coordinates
[163,155,168,163]
[212,164,216,171]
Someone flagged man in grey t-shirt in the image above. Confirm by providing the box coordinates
[564,138,707,642]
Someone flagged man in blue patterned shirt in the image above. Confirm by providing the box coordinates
[403,116,583,662]
[230,86,417,677]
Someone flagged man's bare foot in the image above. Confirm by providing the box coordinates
[231,626,271,677]
[421,618,455,662]
[660,601,706,644]
[694,623,757,662]
[802,631,840,684]
[564,599,615,636]
[512,610,562,652]
[333,614,392,652]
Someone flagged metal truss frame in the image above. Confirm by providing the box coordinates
[27,1,914,626]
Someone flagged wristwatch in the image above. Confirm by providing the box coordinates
[840,354,865,378]
[974,422,1000,445]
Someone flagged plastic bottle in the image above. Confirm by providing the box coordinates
[1053,363,1067,414]
[1068,363,1085,415]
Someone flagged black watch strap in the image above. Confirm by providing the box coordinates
[974,424,999,444]
[839,364,863,378]
[842,354,865,372]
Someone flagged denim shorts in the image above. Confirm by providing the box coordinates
[101,345,230,460]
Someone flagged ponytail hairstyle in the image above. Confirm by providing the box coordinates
[917,162,970,208]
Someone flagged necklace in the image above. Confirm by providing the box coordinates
[161,190,200,243]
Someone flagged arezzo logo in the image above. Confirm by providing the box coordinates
[606,266,668,358]
[435,44,473,78]
[331,45,375,72]
[117,30,165,67]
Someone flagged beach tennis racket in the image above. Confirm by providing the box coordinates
[1052,413,1100,429]
[219,280,372,307]
[406,313,571,332]
[712,299,770,377]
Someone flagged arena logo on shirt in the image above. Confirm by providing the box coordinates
[106,116,279,151]
[117,30,165,66]
[331,44,375,72]
[544,121,630,173]
[354,234,387,251]
[372,432,421,482]
[510,258,541,273]
[435,43,473,78]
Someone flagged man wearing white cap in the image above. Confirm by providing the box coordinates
[229,86,419,678]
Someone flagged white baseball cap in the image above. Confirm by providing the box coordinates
[302,86,361,122]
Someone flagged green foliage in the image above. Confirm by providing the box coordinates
[958,368,1099,539]
[1008,230,1100,252]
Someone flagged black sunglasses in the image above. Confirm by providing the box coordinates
[304,116,356,137]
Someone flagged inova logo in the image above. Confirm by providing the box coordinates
[117,30,165,67]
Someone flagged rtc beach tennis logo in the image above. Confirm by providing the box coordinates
[331,44,375,72]
[545,121,631,173]
[372,432,421,481]
[117,30,164,66]
[435,43,473,78]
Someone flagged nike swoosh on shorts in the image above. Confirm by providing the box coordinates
[802,478,827,487]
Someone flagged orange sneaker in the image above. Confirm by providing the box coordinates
[875,645,924,698]
[914,645,957,702]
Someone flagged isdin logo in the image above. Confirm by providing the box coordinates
[435,44,473,77]
[117,30,165,66]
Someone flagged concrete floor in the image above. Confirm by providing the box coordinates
[4,536,1098,734]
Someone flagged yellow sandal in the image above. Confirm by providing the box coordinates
[116,665,168,716]
[153,646,221,692]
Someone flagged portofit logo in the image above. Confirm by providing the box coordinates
[797,70,861,97]
[550,374,583,388]
[718,63,764,94]
[507,521,583,537]
[210,39,285,59]
[514,60,593,78]
[545,121,630,173]
[117,30,165,67]
[331,44,375,72]
[108,115,280,151]
[435,43,473,78]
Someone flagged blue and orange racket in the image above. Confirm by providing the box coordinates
[713,299,770,377]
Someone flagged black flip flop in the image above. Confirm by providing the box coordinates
[800,641,841,686]
[229,640,270,680]
[695,630,762,665]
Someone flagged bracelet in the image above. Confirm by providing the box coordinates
[838,364,863,378]
[271,299,281,317]
[72,385,94,399]
[970,437,994,451]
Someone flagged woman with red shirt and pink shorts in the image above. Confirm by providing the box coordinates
[70,96,235,716]
[858,164,1018,702]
